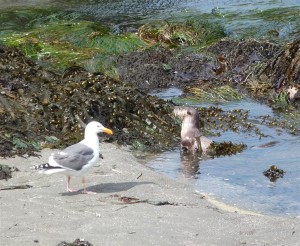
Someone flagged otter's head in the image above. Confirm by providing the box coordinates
[173,106,201,130]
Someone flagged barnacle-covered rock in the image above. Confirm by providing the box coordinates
[0,46,179,157]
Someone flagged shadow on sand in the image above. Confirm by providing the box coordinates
[60,181,154,196]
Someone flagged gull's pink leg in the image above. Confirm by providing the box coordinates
[66,176,76,192]
[81,176,96,194]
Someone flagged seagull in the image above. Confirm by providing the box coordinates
[32,121,113,194]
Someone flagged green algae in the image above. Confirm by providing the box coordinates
[0,164,13,180]
[0,17,147,76]
[179,6,300,42]
[229,7,300,41]
[0,8,227,77]
[11,133,41,151]
[138,18,226,49]
[274,91,290,109]
[0,8,82,32]
[252,7,300,22]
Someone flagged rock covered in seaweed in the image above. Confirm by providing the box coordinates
[0,45,179,157]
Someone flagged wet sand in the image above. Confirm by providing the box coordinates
[0,143,299,246]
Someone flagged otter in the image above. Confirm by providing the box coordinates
[174,106,212,154]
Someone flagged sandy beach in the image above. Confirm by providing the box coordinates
[0,143,299,246]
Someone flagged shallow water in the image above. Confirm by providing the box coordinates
[147,89,300,217]
[1,0,300,40]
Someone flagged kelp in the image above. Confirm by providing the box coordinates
[250,39,300,110]
[0,45,266,158]
[0,46,179,157]
[262,39,300,90]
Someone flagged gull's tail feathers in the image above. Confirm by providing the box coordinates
[31,163,64,175]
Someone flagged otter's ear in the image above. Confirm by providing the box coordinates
[187,110,192,115]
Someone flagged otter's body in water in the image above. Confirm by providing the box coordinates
[174,106,212,154]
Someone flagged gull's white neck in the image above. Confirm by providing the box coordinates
[80,131,100,167]
[81,132,100,152]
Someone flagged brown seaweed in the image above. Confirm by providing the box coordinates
[0,45,179,157]
[263,165,286,182]
[209,141,247,157]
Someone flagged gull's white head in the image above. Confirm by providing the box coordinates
[85,121,113,136]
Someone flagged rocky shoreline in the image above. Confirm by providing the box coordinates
[1,5,300,245]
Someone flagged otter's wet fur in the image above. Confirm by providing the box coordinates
[173,106,212,154]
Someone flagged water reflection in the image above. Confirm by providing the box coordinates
[180,152,201,179]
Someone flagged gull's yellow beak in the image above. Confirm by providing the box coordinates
[103,128,113,135]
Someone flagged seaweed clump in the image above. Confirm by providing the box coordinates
[116,39,280,96]
[57,238,92,246]
[209,141,246,157]
[263,165,286,182]
[0,164,19,180]
[0,45,179,157]
[261,39,300,106]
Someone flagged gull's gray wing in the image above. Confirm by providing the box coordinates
[52,143,94,171]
